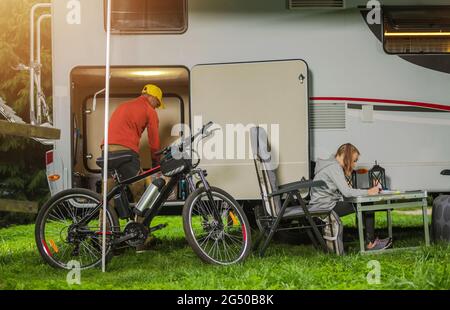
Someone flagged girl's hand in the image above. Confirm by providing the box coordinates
[368,186,380,195]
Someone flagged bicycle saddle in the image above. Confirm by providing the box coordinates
[441,170,450,176]
[96,153,134,170]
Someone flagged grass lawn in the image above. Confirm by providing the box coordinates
[1,210,449,290]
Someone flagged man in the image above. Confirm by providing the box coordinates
[102,84,165,180]
[100,84,165,252]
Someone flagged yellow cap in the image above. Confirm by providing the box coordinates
[142,84,165,109]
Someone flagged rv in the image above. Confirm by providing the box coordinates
[40,0,450,209]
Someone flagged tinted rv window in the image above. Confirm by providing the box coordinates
[106,0,187,34]
[383,7,450,54]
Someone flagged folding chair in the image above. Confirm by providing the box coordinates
[250,126,334,257]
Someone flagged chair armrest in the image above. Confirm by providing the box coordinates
[268,180,327,197]
[278,179,309,190]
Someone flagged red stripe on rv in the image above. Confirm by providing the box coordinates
[310,97,450,112]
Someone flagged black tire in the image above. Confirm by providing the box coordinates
[182,186,252,265]
[35,189,119,270]
[432,195,450,242]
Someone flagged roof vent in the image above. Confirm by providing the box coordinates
[287,0,345,9]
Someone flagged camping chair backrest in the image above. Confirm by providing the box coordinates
[250,127,282,217]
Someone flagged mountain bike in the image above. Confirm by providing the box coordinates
[35,122,252,269]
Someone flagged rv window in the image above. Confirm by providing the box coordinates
[383,7,450,54]
[105,0,187,34]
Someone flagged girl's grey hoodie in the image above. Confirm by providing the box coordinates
[309,156,368,211]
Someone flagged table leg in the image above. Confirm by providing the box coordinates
[422,198,430,246]
[357,203,365,253]
[387,200,393,239]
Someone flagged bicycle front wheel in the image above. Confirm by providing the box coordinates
[182,186,252,265]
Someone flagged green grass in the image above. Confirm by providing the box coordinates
[1,210,449,290]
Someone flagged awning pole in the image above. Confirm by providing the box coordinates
[102,0,112,273]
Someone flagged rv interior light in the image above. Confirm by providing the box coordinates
[131,71,165,77]
[384,32,450,37]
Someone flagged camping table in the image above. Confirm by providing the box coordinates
[345,190,430,254]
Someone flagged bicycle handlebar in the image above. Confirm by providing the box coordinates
[155,121,214,156]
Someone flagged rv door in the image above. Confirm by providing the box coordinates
[191,60,310,200]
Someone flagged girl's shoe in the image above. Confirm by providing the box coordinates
[366,237,392,251]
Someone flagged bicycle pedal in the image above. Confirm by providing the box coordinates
[149,223,168,233]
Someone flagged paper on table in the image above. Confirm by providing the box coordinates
[380,190,402,194]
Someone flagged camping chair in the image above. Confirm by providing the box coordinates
[250,126,334,257]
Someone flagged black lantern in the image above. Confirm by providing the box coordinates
[369,161,387,189]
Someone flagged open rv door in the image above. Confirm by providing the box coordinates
[191,60,310,200]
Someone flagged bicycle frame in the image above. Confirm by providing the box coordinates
[77,122,219,234]
[77,164,215,232]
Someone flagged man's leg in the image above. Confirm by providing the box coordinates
[114,151,161,251]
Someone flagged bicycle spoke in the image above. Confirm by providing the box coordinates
[48,209,68,224]
[79,241,100,262]
[39,192,114,270]
[185,188,250,265]
[62,201,77,223]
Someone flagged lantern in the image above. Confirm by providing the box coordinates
[369,161,387,190]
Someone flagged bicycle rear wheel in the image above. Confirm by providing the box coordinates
[182,186,252,265]
[35,189,119,270]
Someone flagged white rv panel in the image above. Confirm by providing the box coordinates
[191,60,309,199]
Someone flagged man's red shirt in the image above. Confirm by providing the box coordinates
[103,96,160,161]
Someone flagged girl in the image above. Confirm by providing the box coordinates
[310,143,392,253]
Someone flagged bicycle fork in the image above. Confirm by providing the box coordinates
[186,169,223,226]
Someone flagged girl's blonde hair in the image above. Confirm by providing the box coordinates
[336,143,360,176]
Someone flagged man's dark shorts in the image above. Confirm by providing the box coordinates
[104,150,141,180]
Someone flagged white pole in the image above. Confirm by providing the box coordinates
[102,0,112,273]
[30,3,51,125]
[36,14,51,125]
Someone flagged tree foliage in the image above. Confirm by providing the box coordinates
[0,0,52,226]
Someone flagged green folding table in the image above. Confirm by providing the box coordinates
[345,190,430,254]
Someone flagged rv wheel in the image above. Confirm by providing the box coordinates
[432,195,450,242]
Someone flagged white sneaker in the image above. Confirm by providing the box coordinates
[322,210,344,255]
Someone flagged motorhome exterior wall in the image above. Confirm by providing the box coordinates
[344,0,450,6]
[51,0,450,193]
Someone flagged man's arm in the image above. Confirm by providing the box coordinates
[147,110,161,166]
